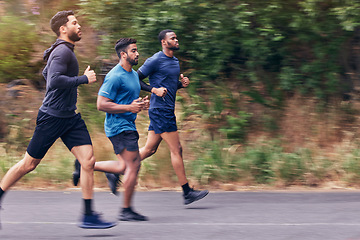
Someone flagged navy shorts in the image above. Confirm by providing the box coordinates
[148,108,177,134]
[108,131,139,154]
[27,110,92,159]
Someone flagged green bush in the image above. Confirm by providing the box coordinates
[190,141,241,184]
[343,149,360,184]
[0,15,38,82]
[276,152,306,185]
[220,111,252,143]
[243,145,276,184]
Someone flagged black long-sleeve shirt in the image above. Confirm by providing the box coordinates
[40,39,88,118]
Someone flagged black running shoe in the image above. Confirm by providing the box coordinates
[183,188,209,205]
[105,173,121,196]
[72,159,81,186]
[78,212,117,229]
[119,207,148,221]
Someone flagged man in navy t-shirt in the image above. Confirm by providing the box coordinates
[137,30,209,205]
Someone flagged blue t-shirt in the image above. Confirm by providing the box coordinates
[98,64,140,137]
[138,51,180,110]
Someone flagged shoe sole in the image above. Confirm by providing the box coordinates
[119,216,148,221]
[78,222,117,229]
[184,191,209,205]
[119,217,148,221]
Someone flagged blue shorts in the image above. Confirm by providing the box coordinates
[108,131,139,154]
[27,110,92,159]
[148,108,177,134]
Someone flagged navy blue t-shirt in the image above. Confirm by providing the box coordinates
[138,51,180,110]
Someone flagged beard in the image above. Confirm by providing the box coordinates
[127,56,138,66]
[68,31,81,42]
[166,41,179,51]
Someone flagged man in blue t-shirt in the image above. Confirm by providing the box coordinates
[73,38,149,221]
[137,30,209,205]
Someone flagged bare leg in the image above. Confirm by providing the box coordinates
[0,152,41,191]
[94,160,126,174]
[160,131,209,204]
[71,145,95,200]
[118,150,141,208]
[139,131,162,161]
[72,145,117,228]
[160,131,187,186]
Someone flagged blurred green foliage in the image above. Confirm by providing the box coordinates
[190,139,350,187]
[0,15,38,83]
[79,0,360,101]
[220,111,252,143]
[78,0,360,145]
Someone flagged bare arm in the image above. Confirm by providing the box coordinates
[97,95,145,114]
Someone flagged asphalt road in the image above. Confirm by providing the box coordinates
[0,190,360,240]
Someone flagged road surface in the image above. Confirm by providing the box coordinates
[1,190,360,240]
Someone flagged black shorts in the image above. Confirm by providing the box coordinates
[108,131,139,154]
[26,110,92,159]
[148,108,177,134]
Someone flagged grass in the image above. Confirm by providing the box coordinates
[188,138,360,188]
[3,134,360,190]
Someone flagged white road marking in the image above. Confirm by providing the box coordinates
[3,222,360,226]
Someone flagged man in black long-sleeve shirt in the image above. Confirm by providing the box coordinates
[0,10,115,229]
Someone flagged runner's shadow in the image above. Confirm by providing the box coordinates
[185,206,213,210]
[83,234,118,238]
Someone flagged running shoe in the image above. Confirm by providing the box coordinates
[183,188,209,205]
[78,212,117,229]
[72,159,80,186]
[119,207,148,221]
[105,173,121,196]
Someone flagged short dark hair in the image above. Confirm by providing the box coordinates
[115,38,137,58]
[158,29,174,43]
[50,10,74,36]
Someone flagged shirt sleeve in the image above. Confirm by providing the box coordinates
[137,55,158,79]
[137,70,152,92]
[98,74,121,101]
[177,81,183,89]
[47,48,88,89]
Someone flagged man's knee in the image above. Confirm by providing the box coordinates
[21,157,41,173]
[141,146,157,158]
[171,144,182,156]
[130,158,141,175]
[80,156,96,171]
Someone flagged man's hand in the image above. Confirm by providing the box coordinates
[180,74,190,88]
[142,96,150,110]
[128,97,146,113]
[84,65,97,84]
[152,87,167,97]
